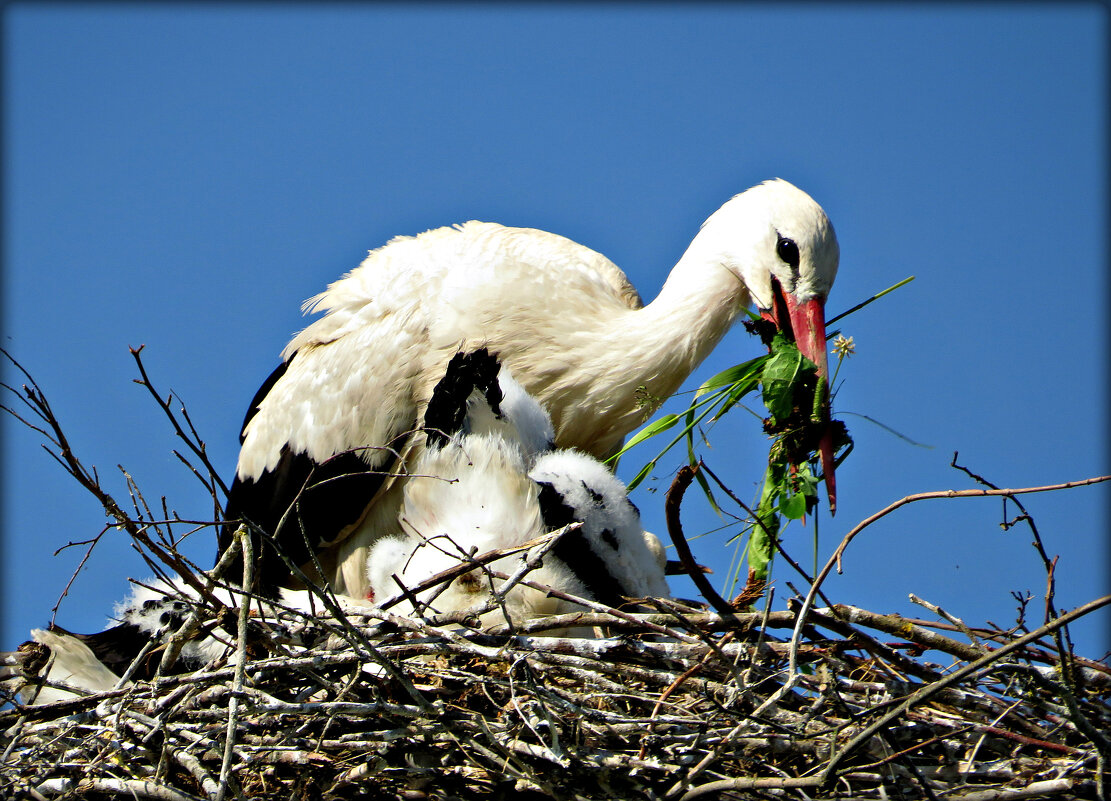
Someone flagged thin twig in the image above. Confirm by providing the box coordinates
[129,346,230,498]
[215,530,253,801]
[666,464,738,619]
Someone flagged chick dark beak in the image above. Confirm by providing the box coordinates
[761,283,837,514]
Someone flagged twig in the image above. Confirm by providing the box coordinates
[789,474,1111,714]
[909,592,985,651]
[34,778,205,801]
[215,530,253,801]
[819,594,1111,783]
[129,346,230,499]
[665,464,738,619]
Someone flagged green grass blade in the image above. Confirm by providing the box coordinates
[625,459,657,491]
[695,354,769,400]
[622,413,680,451]
[826,275,915,327]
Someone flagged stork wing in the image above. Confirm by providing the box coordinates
[220,439,393,595]
[221,301,427,594]
[221,221,644,594]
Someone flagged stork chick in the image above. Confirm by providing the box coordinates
[366,349,668,632]
[1,580,233,705]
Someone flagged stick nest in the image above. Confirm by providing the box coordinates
[2,348,1108,799]
[3,585,1109,801]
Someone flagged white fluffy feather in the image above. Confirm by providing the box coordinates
[528,449,671,600]
[368,428,588,628]
[366,366,669,633]
[113,579,236,668]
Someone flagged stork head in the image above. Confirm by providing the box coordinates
[696,179,841,510]
[715,179,839,314]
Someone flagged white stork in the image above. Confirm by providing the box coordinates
[221,179,839,598]
[1,580,234,704]
[365,349,669,631]
[1,578,384,705]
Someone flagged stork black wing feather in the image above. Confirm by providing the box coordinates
[221,446,390,596]
[48,622,160,681]
[423,348,501,448]
[220,353,395,595]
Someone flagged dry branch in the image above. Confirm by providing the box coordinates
[2,348,1109,800]
[3,577,1107,800]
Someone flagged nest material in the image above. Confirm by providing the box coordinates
[3,584,1109,801]
[1,348,1108,799]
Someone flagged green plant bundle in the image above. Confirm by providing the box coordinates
[747,330,851,584]
[613,277,914,593]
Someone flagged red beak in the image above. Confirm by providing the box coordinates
[761,284,837,514]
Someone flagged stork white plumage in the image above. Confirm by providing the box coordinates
[365,349,668,630]
[0,578,380,705]
[221,179,840,598]
[1,580,235,704]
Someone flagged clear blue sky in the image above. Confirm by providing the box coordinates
[3,5,1107,658]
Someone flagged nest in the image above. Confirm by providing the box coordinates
[3,571,1109,801]
[2,349,1109,799]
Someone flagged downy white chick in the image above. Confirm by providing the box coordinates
[365,349,668,631]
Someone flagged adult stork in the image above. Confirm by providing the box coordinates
[221,179,840,598]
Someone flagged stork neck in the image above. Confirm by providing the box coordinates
[514,243,753,459]
[628,250,750,382]
[552,253,748,456]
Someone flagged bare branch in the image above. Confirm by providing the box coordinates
[665,464,739,620]
[129,345,230,499]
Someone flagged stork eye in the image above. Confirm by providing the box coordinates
[775,236,800,269]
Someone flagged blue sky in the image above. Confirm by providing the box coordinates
[3,5,1107,659]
